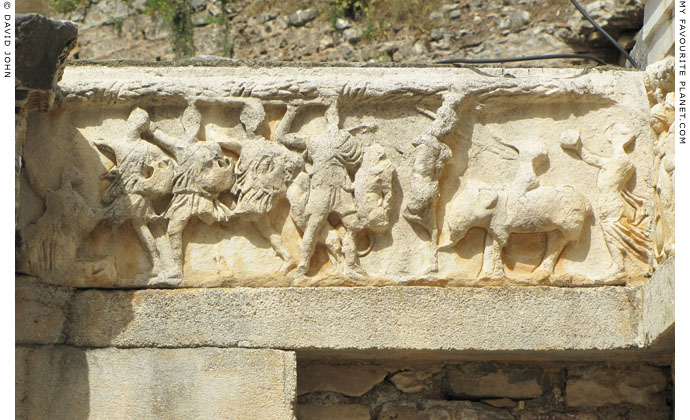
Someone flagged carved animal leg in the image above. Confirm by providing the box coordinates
[480,231,504,280]
[324,228,343,273]
[341,213,368,280]
[538,230,568,278]
[341,228,367,280]
[132,220,161,276]
[253,218,296,275]
[428,224,439,274]
[416,211,438,275]
[294,212,328,283]
[166,216,189,280]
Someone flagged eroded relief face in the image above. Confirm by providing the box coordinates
[16,65,668,288]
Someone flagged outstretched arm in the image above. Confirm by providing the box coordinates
[429,93,463,139]
[151,125,184,161]
[575,144,606,169]
[275,105,307,150]
[560,134,606,169]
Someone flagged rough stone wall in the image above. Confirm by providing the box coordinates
[296,361,673,420]
[54,0,644,65]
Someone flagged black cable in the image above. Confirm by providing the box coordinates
[569,0,640,69]
[437,53,607,66]
[436,0,641,69]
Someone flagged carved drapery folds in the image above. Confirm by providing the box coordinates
[645,57,675,267]
[16,66,668,288]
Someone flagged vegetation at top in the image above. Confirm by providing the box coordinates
[50,0,92,14]
[143,0,196,57]
[49,0,442,57]
[329,0,441,38]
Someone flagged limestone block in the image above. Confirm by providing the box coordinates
[378,401,514,420]
[297,404,371,420]
[60,286,646,353]
[641,257,674,346]
[15,347,30,420]
[15,276,73,344]
[298,363,388,397]
[446,363,545,399]
[566,364,667,407]
[16,345,297,420]
[17,65,664,289]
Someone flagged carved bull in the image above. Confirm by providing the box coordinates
[439,180,590,280]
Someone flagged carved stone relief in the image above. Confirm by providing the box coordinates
[16,66,661,288]
[645,57,675,267]
[15,14,77,222]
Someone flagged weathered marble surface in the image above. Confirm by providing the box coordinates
[17,64,667,288]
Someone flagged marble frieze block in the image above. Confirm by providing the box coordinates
[16,63,674,288]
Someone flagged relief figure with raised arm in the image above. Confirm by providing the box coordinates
[561,124,650,281]
[150,102,235,283]
[276,100,369,284]
[403,93,462,274]
[95,107,175,282]
[219,99,303,274]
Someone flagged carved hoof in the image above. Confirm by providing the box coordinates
[149,275,182,287]
[149,268,183,287]
[291,265,309,286]
[279,260,297,275]
[531,269,551,282]
[422,263,439,276]
[150,264,161,277]
[344,264,368,281]
[479,271,504,281]
[601,266,625,284]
